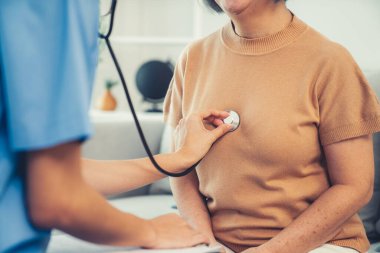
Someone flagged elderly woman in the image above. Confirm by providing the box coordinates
[164,0,380,252]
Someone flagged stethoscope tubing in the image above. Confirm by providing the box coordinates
[99,0,198,177]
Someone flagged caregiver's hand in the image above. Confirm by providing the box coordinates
[144,213,209,249]
[174,110,232,165]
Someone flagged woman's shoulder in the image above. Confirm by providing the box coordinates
[299,23,355,64]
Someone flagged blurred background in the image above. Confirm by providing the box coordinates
[94,0,380,112]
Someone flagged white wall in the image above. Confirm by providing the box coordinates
[287,0,380,70]
[93,0,227,112]
[93,0,380,112]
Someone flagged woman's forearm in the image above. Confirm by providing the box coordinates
[82,151,195,196]
[170,171,216,242]
[244,135,374,253]
[246,184,371,253]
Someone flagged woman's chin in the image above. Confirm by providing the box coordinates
[219,0,251,15]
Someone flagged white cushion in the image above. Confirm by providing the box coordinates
[149,124,174,194]
[83,111,165,160]
[83,111,166,197]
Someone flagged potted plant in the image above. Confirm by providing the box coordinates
[96,79,118,111]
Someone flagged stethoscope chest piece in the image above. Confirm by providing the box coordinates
[223,110,240,132]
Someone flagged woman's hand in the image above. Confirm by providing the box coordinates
[144,213,210,249]
[174,110,232,164]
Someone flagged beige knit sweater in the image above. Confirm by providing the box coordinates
[164,15,380,253]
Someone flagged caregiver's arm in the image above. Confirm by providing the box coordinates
[27,142,208,249]
[83,110,232,196]
[83,153,193,195]
[244,134,374,253]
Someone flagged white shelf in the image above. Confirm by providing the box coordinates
[109,1,204,46]
[90,110,163,123]
[111,36,194,45]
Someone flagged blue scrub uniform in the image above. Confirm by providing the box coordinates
[0,1,98,252]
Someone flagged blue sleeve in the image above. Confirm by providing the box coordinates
[0,0,99,151]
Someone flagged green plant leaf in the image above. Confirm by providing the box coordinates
[105,80,118,90]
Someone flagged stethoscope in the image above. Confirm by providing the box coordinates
[99,0,240,177]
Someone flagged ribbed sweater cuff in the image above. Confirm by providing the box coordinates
[320,114,380,146]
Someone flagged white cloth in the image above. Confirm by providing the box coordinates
[309,244,359,253]
[220,243,360,253]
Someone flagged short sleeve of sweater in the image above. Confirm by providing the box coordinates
[163,48,187,128]
[317,45,380,146]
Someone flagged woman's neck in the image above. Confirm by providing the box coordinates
[230,1,292,39]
